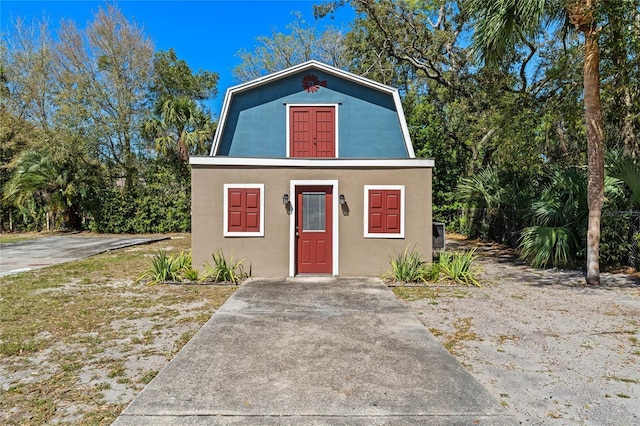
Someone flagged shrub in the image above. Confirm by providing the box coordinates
[138,250,193,284]
[204,250,247,284]
[384,246,431,283]
[436,250,481,287]
[384,247,481,286]
[518,226,576,268]
[88,161,191,233]
[180,267,201,282]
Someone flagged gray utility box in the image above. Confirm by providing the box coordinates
[432,222,446,250]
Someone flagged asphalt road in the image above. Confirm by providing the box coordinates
[0,235,168,277]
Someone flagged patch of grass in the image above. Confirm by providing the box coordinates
[430,317,481,356]
[604,376,639,384]
[392,286,470,301]
[107,361,126,378]
[173,330,198,354]
[0,234,236,425]
[497,334,520,345]
[0,338,48,356]
[139,369,159,385]
[0,232,48,243]
[616,393,630,399]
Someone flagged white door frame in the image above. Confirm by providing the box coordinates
[289,179,339,277]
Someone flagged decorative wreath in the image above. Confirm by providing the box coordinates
[302,74,327,93]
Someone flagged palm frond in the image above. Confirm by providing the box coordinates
[518,225,577,268]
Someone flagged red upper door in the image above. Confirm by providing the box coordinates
[290,106,335,158]
[296,186,333,274]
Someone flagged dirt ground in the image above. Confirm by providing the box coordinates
[2,235,638,424]
[400,237,640,425]
[0,238,236,425]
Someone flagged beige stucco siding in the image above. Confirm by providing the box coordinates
[191,165,432,277]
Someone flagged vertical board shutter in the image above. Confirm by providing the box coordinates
[228,188,261,232]
[368,189,401,234]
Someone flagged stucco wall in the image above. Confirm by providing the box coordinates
[191,165,432,277]
[216,70,409,158]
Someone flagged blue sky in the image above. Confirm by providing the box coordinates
[1,0,355,111]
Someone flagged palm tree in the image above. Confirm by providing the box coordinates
[465,0,606,284]
[143,96,214,163]
[518,166,623,268]
[3,151,65,230]
[3,150,101,230]
[607,154,640,209]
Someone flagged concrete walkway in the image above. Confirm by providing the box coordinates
[114,278,516,425]
[0,235,168,276]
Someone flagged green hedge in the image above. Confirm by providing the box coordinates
[88,164,191,234]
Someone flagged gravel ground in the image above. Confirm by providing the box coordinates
[400,238,640,425]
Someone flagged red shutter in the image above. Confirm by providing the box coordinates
[385,191,400,232]
[228,188,261,232]
[368,189,401,234]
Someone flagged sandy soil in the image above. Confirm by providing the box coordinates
[401,238,640,425]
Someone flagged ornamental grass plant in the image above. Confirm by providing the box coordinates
[386,246,431,283]
[386,246,481,286]
[436,249,481,287]
[139,249,246,284]
[204,249,248,284]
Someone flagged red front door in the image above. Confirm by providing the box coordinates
[296,186,333,274]
[290,106,335,157]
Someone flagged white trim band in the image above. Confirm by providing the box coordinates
[191,157,434,168]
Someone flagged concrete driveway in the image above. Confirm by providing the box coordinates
[0,235,168,277]
[114,278,516,425]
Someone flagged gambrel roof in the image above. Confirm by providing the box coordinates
[209,60,415,158]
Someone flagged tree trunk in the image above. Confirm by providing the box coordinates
[621,87,637,159]
[582,26,605,285]
[610,9,637,159]
[177,135,189,163]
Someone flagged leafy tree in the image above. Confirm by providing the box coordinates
[55,4,154,186]
[2,4,221,233]
[233,12,348,82]
[143,49,218,165]
[151,48,218,101]
[599,0,640,159]
[465,0,609,284]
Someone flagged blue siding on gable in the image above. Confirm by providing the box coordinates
[217,70,409,158]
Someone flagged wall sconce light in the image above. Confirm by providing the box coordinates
[339,194,346,205]
[283,194,289,205]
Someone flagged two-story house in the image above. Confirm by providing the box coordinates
[190,61,434,277]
